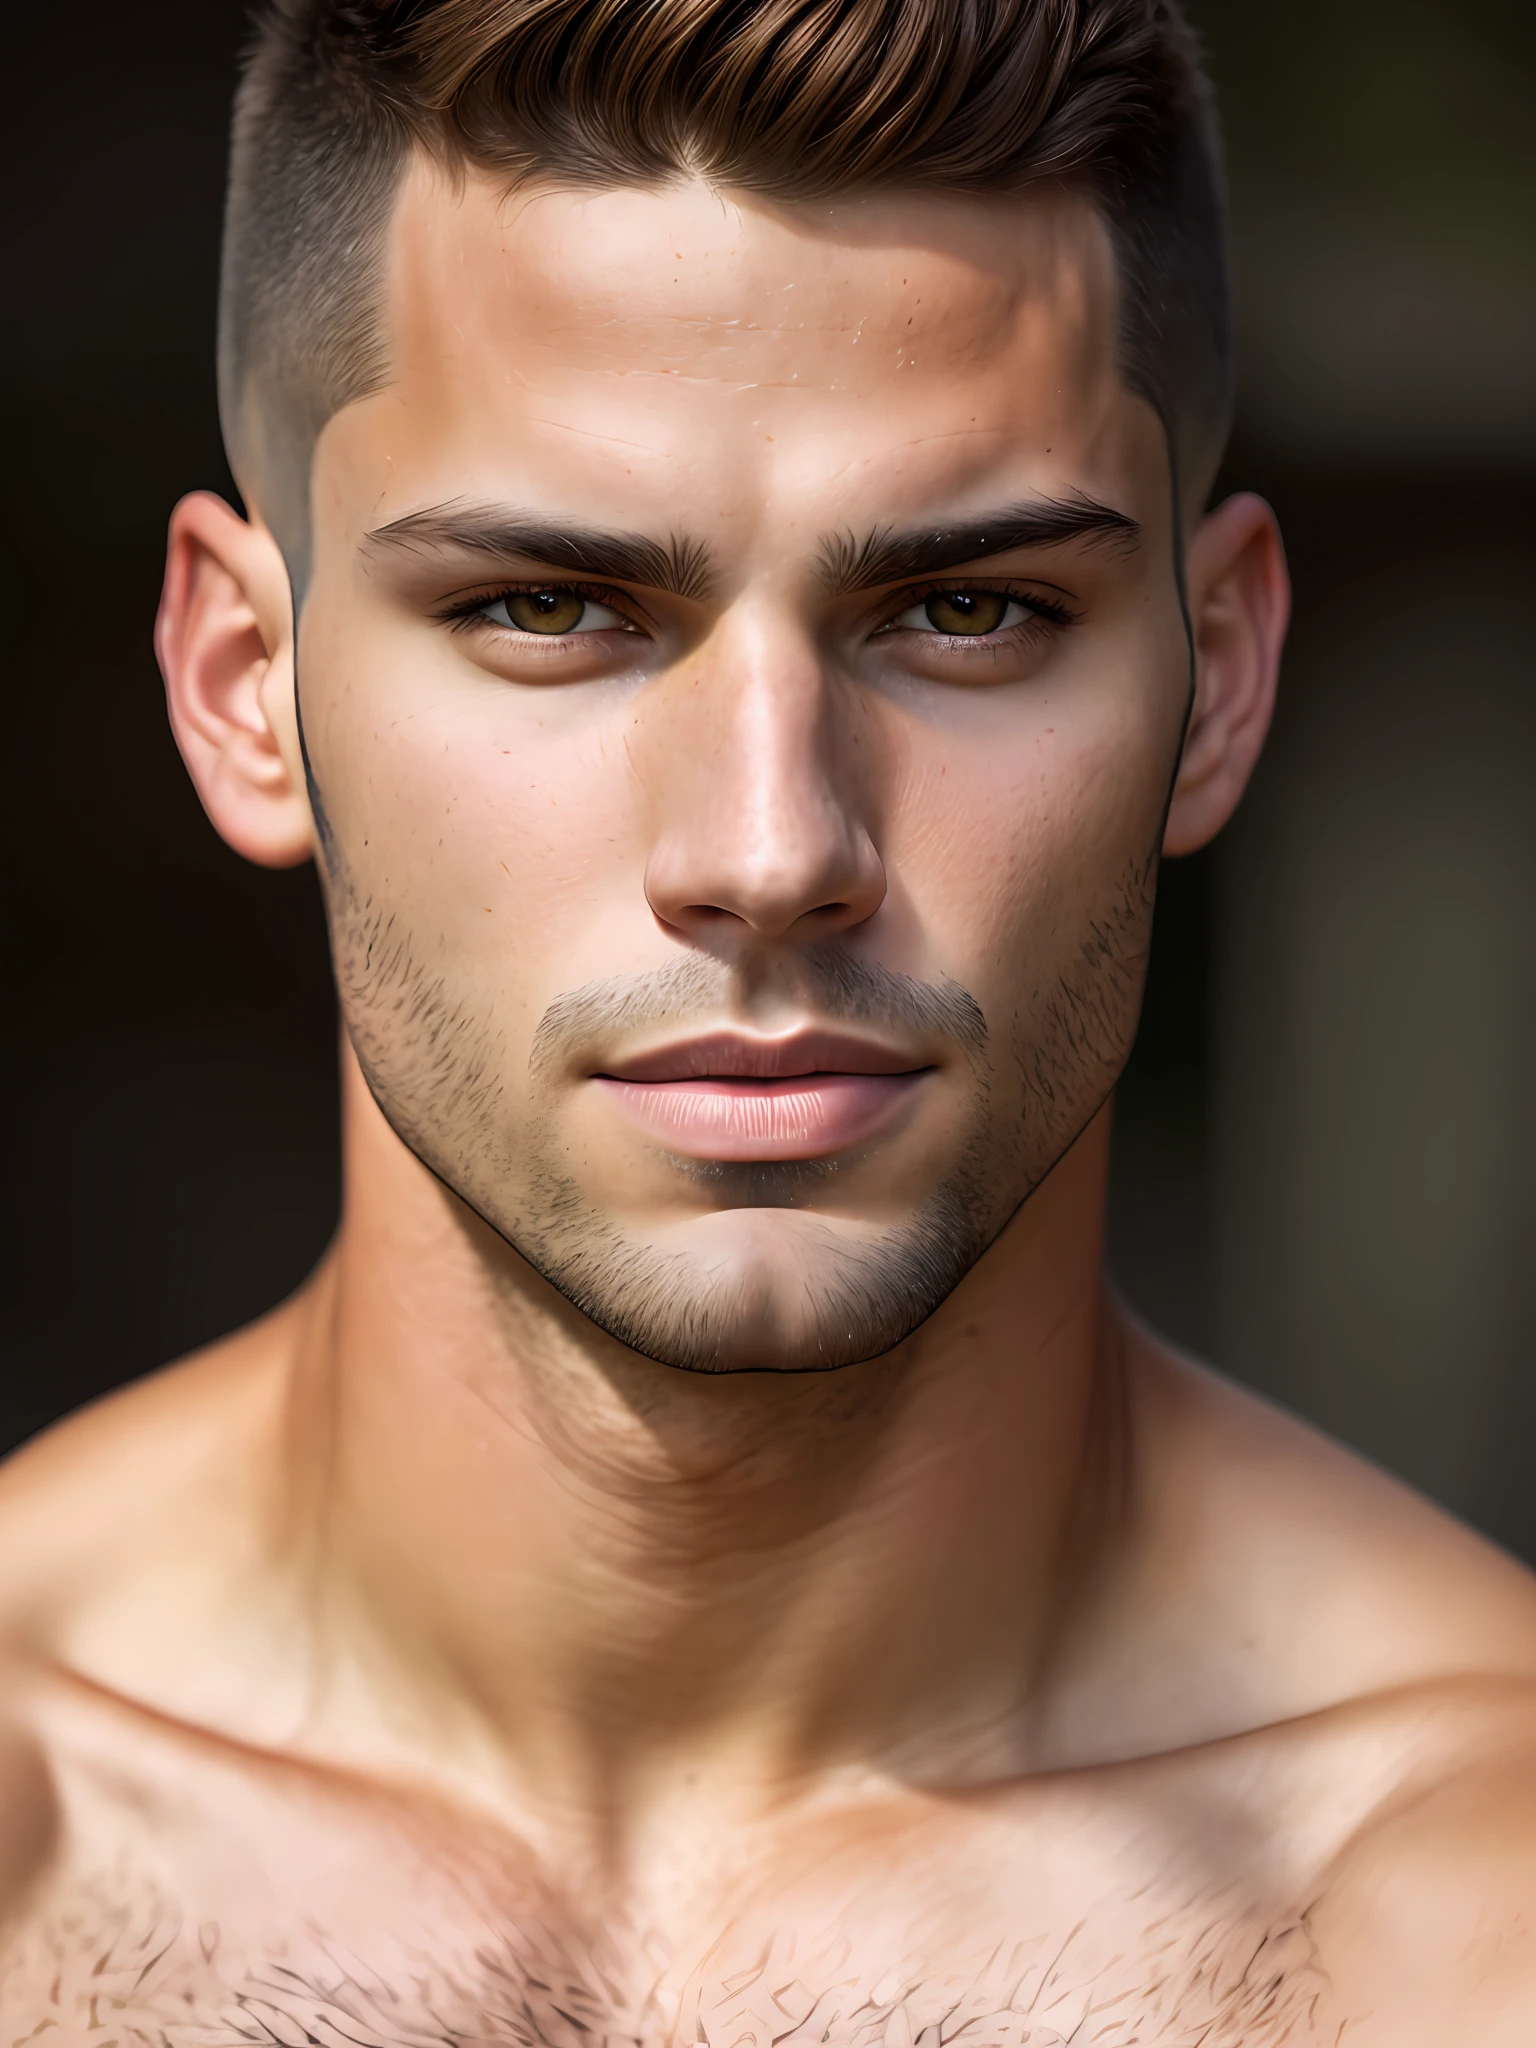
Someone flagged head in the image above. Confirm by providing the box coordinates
[158,0,1288,1372]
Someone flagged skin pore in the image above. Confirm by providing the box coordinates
[154,150,1287,1826]
[261,167,1231,1777]
[11,153,1536,2048]
[288,174,1203,1382]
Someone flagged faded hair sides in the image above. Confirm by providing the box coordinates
[219,0,1232,589]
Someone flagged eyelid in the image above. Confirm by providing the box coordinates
[876,577,1078,628]
[437,577,650,633]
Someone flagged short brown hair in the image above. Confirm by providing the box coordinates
[221,0,1231,588]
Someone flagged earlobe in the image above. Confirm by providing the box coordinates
[1161,492,1290,859]
[155,490,315,869]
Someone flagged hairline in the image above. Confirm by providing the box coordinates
[225,148,1220,608]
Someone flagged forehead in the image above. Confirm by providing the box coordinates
[319,158,1153,542]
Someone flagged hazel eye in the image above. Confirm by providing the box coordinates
[894,590,1026,637]
[482,588,627,635]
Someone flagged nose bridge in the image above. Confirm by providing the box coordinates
[641,612,885,943]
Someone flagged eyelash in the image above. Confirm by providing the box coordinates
[879,580,1077,637]
[437,580,638,633]
[437,578,1078,640]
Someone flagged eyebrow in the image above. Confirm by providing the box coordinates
[816,492,1142,595]
[363,501,718,602]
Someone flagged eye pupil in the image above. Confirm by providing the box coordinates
[507,587,586,634]
[924,590,1008,636]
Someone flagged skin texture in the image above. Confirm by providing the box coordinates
[4,163,1536,2046]
[304,178,1185,1375]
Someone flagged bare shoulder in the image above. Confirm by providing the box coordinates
[1088,1323,1536,2048]
[0,1288,309,1683]
[1306,1692,1536,2044]
[1112,1321,1536,1738]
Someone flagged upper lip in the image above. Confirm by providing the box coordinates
[597,1029,932,1083]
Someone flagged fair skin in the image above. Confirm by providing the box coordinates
[3,163,1536,2045]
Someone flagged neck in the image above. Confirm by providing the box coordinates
[280,1047,1128,1830]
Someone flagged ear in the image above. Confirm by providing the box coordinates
[155,490,315,868]
[1162,491,1290,858]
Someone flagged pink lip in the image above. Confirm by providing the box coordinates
[593,1031,931,1162]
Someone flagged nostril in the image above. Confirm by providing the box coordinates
[681,904,747,924]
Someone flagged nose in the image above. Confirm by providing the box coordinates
[641,616,887,947]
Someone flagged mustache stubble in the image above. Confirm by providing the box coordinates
[527,948,989,1082]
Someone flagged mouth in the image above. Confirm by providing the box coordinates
[592,1029,934,1162]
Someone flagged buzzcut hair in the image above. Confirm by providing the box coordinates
[221,0,1232,591]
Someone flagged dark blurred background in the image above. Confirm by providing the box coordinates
[4,3,1533,1545]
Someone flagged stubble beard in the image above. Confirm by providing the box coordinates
[327,856,1157,1375]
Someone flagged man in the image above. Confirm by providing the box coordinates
[3,0,1536,2039]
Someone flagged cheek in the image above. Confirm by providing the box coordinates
[887,684,1174,971]
[306,626,647,989]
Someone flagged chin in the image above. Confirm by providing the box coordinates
[507,1194,985,1376]
[659,1212,896,1373]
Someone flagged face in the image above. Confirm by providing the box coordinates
[281,167,1197,1372]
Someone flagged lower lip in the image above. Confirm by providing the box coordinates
[593,1073,924,1161]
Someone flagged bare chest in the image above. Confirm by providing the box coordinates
[1,1858,1326,2048]
[5,1702,1350,2048]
